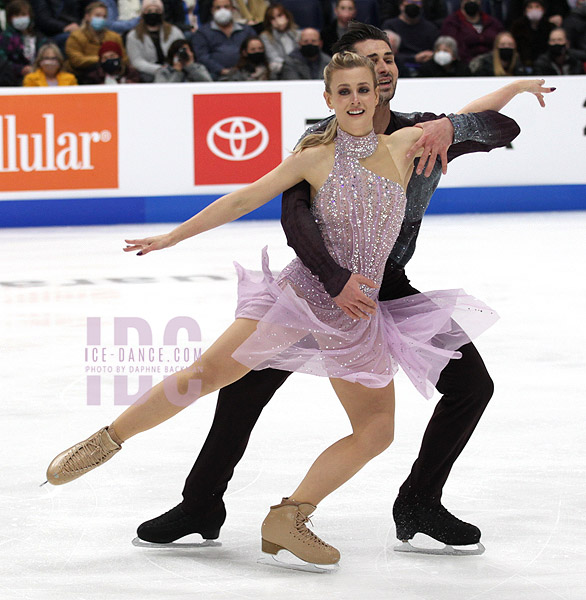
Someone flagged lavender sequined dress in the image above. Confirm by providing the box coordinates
[231,128,498,398]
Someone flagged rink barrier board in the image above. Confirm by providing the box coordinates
[1,184,584,228]
[0,76,585,227]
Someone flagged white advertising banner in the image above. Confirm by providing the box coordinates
[0,76,584,226]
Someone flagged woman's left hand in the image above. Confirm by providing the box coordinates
[123,233,175,255]
[516,79,556,108]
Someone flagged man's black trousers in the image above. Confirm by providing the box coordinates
[181,268,494,511]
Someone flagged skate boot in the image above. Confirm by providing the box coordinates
[260,498,340,572]
[45,426,122,485]
[133,502,226,548]
[393,495,485,555]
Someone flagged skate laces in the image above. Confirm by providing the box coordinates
[294,511,331,548]
[62,435,114,475]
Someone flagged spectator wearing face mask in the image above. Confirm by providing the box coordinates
[321,0,357,56]
[219,35,274,80]
[380,0,448,28]
[0,0,47,86]
[195,0,268,26]
[382,0,440,74]
[126,0,185,82]
[533,25,585,72]
[417,34,471,74]
[469,30,527,74]
[82,39,141,84]
[507,0,570,28]
[511,0,554,68]
[564,0,586,55]
[192,0,256,79]
[280,27,331,80]
[441,0,504,63]
[65,1,127,84]
[23,41,77,85]
[259,4,300,76]
[154,39,212,81]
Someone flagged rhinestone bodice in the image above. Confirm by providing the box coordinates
[310,128,406,297]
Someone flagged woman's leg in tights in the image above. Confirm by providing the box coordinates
[289,378,395,506]
[111,319,258,441]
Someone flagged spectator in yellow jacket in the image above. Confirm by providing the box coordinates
[23,42,77,86]
[65,1,127,83]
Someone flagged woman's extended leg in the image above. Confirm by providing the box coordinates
[261,378,395,566]
[111,318,258,441]
[46,319,259,485]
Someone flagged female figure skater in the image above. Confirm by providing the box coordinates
[46,52,545,569]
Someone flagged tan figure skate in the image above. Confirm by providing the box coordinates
[44,426,122,485]
[260,497,340,572]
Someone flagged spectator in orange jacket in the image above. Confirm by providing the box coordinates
[65,1,127,83]
[23,42,77,85]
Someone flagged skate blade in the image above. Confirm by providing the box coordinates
[394,540,485,556]
[132,537,221,549]
[258,551,339,573]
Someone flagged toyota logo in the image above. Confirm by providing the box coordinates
[206,116,269,162]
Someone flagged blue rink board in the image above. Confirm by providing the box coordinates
[1,184,585,228]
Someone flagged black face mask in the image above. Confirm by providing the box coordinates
[143,12,163,26]
[247,51,266,65]
[404,4,421,18]
[498,47,514,62]
[300,43,320,58]
[549,43,566,57]
[464,1,480,17]
[102,58,121,74]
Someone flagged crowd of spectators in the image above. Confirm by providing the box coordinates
[0,0,584,86]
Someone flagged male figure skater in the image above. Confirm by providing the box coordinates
[135,23,520,554]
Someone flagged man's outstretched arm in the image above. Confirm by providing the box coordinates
[407,110,521,175]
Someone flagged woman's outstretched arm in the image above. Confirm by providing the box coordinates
[457,79,555,114]
[124,149,320,256]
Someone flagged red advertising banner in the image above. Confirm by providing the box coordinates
[193,92,282,185]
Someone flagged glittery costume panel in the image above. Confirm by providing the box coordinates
[232,129,498,397]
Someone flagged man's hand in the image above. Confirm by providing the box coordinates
[63,23,80,32]
[333,273,378,320]
[406,117,454,177]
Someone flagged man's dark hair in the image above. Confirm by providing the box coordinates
[332,22,392,54]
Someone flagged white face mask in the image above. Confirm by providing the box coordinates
[434,50,453,66]
[213,7,233,26]
[526,8,544,21]
[12,16,31,31]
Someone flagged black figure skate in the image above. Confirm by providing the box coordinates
[393,496,485,556]
[132,502,225,549]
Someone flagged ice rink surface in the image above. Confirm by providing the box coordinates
[1,212,585,599]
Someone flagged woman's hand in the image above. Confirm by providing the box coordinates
[123,233,176,256]
[514,79,556,108]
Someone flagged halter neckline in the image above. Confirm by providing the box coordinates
[336,127,379,159]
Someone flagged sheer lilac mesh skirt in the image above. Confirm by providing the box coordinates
[232,249,498,399]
